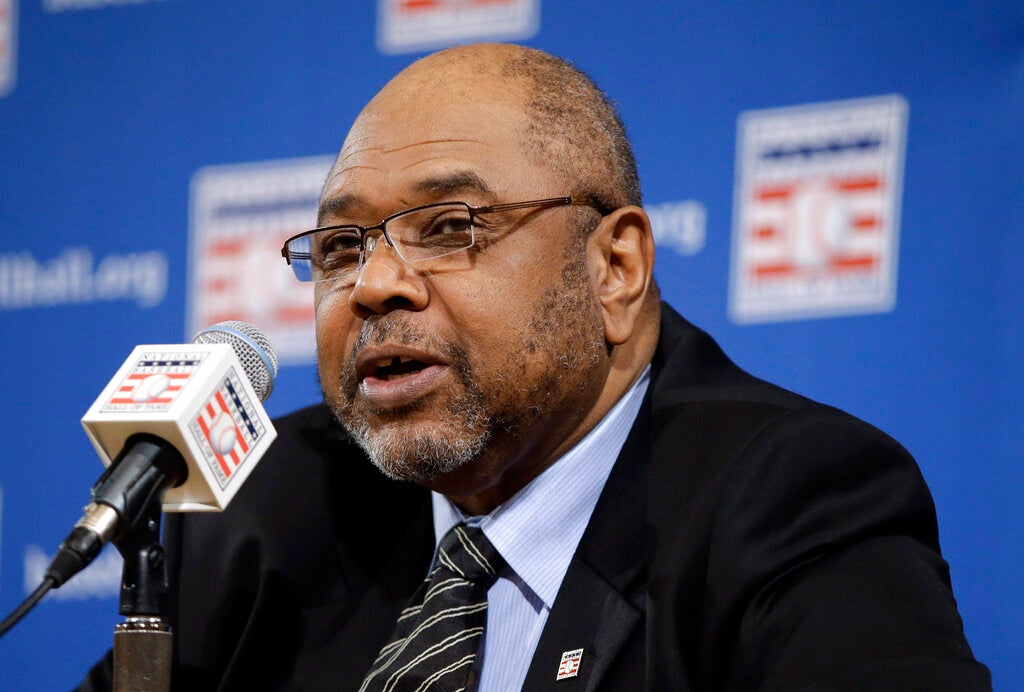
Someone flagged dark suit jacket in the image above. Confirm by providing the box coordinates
[80,305,990,691]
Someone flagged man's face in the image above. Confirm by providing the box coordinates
[315,69,609,506]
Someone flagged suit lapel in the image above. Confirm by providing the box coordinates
[522,387,654,690]
[521,557,643,690]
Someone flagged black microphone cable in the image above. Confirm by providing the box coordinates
[0,578,56,638]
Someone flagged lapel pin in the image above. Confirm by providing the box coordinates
[556,648,584,681]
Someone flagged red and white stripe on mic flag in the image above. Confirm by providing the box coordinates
[109,372,191,405]
[195,389,249,479]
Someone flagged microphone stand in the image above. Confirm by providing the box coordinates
[112,501,172,692]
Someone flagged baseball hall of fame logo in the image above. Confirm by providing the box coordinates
[189,367,268,490]
[100,352,205,412]
[188,155,332,365]
[729,95,908,323]
[377,0,539,55]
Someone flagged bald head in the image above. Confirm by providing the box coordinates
[353,43,641,213]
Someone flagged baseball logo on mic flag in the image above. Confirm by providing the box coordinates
[189,366,268,489]
[101,352,205,411]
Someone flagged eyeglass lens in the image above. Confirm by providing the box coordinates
[286,203,476,283]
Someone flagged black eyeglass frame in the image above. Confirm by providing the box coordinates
[280,195,607,282]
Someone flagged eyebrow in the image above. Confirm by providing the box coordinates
[317,193,365,226]
[411,170,493,199]
[317,170,494,226]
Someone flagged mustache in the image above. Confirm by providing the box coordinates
[338,314,473,399]
[351,313,425,354]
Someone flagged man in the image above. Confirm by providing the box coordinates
[81,43,988,690]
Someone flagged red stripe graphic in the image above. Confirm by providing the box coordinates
[752,263,796,278]
[851,214,881,231]
[116,385,183,393]
[751,255,878,277]
[112,372,191,403]
[206,277,235,293]
[197,412,232,478]
[830,255,878,270]
[755,184,796,201]
[752,225,778,239]
[109,397,175,404]
[833,175,883,192]
[400,0,438,9]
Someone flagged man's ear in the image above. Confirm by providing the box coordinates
[589,205,656,346]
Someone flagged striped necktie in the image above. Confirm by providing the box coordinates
[359,523,505,692]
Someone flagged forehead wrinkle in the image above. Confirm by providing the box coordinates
[339,135,486,164]
[374,137,485,155]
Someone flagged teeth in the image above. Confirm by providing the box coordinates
[375,356,414,367]
[370,355,423,380]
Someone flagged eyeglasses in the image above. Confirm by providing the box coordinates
[281,196,601,284]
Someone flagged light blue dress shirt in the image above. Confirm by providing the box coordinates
[431,367,650,690]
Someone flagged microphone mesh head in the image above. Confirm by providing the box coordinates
[191,321,279,401]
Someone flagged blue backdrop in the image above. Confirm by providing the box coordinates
[1,1,1021,689]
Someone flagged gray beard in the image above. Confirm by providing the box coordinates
[342,382,493,484]
[331,319,494,483]
[327,249,604,485]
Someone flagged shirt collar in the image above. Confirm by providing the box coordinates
[432,366,650,608]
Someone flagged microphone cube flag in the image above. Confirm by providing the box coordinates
[81,342,277,512]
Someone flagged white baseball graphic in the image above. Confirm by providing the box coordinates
[209,411,238,455]
[132,374,171,402]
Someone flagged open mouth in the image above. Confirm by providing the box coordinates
[371,356,429,381]
[354,347,449,408]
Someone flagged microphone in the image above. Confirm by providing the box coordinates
[46,321,279,588]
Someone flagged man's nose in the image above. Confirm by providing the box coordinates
[347,233,429,318]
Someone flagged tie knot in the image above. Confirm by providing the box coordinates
[436,524,505,588]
